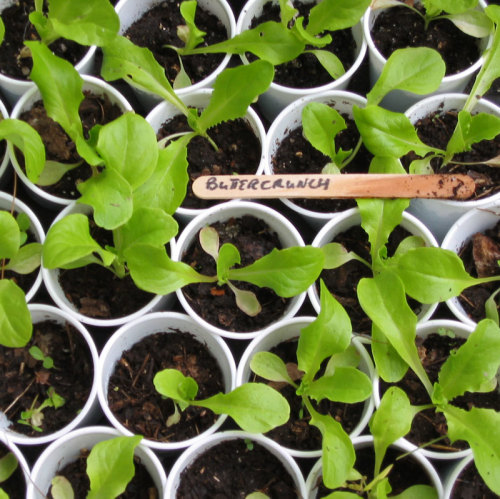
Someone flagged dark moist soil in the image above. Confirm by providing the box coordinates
[107,331,224,443]
[0,0,88,80]
[18,92,123,200]
[57,219,155,320]
[156,114,261,210]
[380,332,500,453]
[176,438,299,498]
[0,443,26,499]
[252,337,366,451]
[271,113,373,213]
[451,460,498,498]
[319,224,421,335]
[124,0,227,87]
[371,3,481,76]
[48,449,159,499]
[181,216,290,333]
[249,2,356,88]
[402,109,500,200]
[317,445,433,497]
[0,320,93,437]
[457,220,500,323]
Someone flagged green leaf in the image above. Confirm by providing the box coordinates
[0,452,18,482]
[371,324,409,382]
[367,47,446,106]
[227,282,262,316]
[306,0,370,35]
[306,367,372,404]
[197,60,274,132]
[437,319,500,402]
[125,244,215,295]
[36,160,83,187]
[44,0,119,47]
[86,435,143,499]
[425,0,478,15]
[51,476,74,499]
[198,383,290,433]
[96,113,158,189]
[100,36,189,114]
[0,280,32,348]
[444,10,493,38]
[485,288,500,325]
[443,405,500,495]
[0,17,5,46]
[279,0,298,26]
[325,344,362,372]
[0,118,45,184]
[227,246,324,297]
[306,50,345,80]
[357,271,433,395]
[199,226,220,262]
[391,484,438,499]
[297,281,352,381]
[409,157,434,174]
[5,243,42,274]
[369,387,421,476]
[217,243,240,283]
[353,105,443,158]
[133,137,189,215]
[43,213,115,269]
[154,369,199,403]
[178,0,206,50]
[321,242,370,270]
[302,102,347,162]
[292,17,332,48]
[0,211,20,259]
[77,169,133,230]
[250,351,296,385]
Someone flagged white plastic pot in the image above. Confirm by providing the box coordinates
[0,0,96,106]
[237,0,367,121]
[97,311,237,452]
[263,90,368,229]
[146,89,267,224]
[42,202,173,328]
[236,316,375,458]
[0,433,31,495]
[1,304,100,447]
[165,430,307,498]
[441,202,500,326]
[308,207,439,322]
[8,75,133,210]
[115,0,235,111]
[0,191,44,302]
[172,200,307,340]
[305,435,443,498]
[405,93,500,243]
[27,425,167,499]
[373,319,478,461]
[363,0,492,111]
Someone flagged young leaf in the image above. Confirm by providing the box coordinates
[178,0,206,50]
[0,452,18,483]
[36,160,83,187]
[366,47,446,106]
[427,0,478,15]
[217,243,240,283]
[436,319,500,402]
[306,50,345,80]
[196,60,274,132]
[297,281,352,382]
[357,271,433,395]
[154,369,199,405]
[197,383,290,433]
[0,280,32,348]
[227,246,324,297]
[51,476,74,499]
[485,288,500,325]
[0,211,21,259]
[390,485,438,499]
[5,243,42,275]
[86,435,143,499]
[227,281,262,316]
[443,405,500,495]
[444,10,493,38]
[124,244,216,295]
[321,242,371,270]
[371,324,409,383]
[0,17,5,46]
[250,351,297,386]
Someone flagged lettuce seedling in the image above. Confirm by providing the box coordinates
[0,450,18,499]
[250,282,372,490]
[370,0,493,38]
[50,435,144,499]
[17,387,65,433]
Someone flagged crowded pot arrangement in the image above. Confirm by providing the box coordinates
[1,0,500,497]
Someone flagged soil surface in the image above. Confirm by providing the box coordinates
[124,0,227,87]
[18,92,123,200]
[107,331,224,443]
[403,109,500,200]
[0,0,88,80]
[0,443,25,499]
[380,332,500,453]
[318,224,421,335]
[317,445,433,496]
[181,216,290,332]
[252,337,366,451]
[248,2,356,88]
[271,113,373,213]
[450,460,497,498]
[48,449,159,499]
[176,438,299,498]
[0,320,93,436]
[371,2,481,76]
[156,114,261,210]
